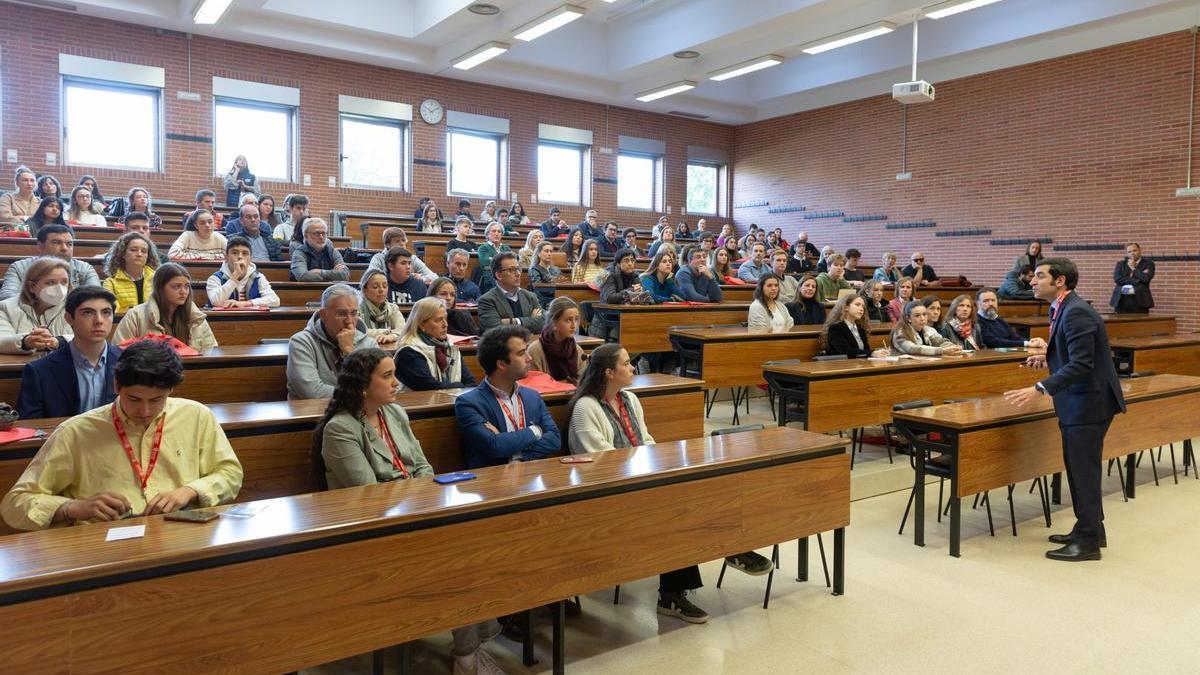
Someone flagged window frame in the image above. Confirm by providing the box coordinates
[61,76,163,172]
[616,150,664,212]
[338,112,409,192]
[446,127,506,200]
[685,160,723,216]
[212,95,298,182]
[536,140,591,207]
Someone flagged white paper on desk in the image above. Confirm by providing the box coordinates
[105,525,146,541]
[868,356,900,362]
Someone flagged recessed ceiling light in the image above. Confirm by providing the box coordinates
[924,0,1002,19]
[800,21,896,55]
[192,0,233,24]
[673,50,701,59]
[709,54,783,81]
[468,3,500,15]
[513,4,585,42]
[452,41,510,70]
[635,80,697,103]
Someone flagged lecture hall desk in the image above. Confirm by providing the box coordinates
[0,426,847,674]
[1006,313,1176,341]
[892,374,1200,557]
[763,350,1043,434]
[0,256,369,285]
[543,283,755,305]
[591,302,752,353]
[1109,333,1200,378]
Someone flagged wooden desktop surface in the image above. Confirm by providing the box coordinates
[593,303,752,353]
[1006,313,1176,340]
[544,283,755,305]
[0,426,846,674]
[0,256,369,285]
[1109,333,1200,378]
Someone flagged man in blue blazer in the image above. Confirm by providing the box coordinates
[1005,258,1125,562]
[17,287,122,420]
[454,325,560,469]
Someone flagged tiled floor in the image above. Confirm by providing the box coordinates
[310,396,1200,674]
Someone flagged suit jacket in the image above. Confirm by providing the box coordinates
[477,285,546,333]
[17,342,122,419]
[1040,292,1126,426]
[824,321,872,358]
[1110,257,1155,309]
[454,381,560,468]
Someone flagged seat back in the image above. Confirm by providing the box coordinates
[260,338,289,345]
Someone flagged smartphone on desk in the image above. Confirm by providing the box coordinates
[433,471,477,485]
[164,510,221,523]
[559,455,594,464]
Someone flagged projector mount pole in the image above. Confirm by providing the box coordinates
[911,16,919,82]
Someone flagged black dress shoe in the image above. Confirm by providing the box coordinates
[1047,533,1107,548]
[1045,542,1102,561]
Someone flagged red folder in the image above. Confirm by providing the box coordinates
[518,370,576,394]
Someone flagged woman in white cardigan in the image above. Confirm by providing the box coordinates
[747,273,794,333]
[0,257,73,354]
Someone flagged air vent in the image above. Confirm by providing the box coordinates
[668,110,708,119]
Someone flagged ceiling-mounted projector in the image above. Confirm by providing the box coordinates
[893,80,935,104]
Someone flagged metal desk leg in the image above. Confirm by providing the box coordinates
[832,528,845,596]
[552,600,565,675]
[795,536,809,582]
[522,611,536,666]
[1125,453,1137,499]
[914,436,926,548]
[949,469,962,557]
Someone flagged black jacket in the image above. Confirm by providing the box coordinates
[786,299,826,326]
[824,321,872,358]
[1110,257,1155,310]
[1041,291,1126,425]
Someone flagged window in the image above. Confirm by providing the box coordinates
[448,129,503,198]
[63,79,160,171]
[537,142,589,205]
[617,152,662,211]
[340,114,406,190]
[686,162,720,215]
[214,98,295,181]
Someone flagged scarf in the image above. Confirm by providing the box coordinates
[538,324,579,382]
[601,392,644,449]
[419,331,452,374]
[951,317,973,340]
[360,298,392,329]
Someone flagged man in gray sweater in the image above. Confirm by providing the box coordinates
[674,247,723,303]
[0,225,100,301]
[286,284,378,399]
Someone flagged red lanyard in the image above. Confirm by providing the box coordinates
[496,390,526,430]
[1049,291,1070,339]
[608,395,638,445]
[375,410,410,478]
[111,403,165,491]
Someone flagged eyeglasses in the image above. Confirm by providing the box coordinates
[332,310,360,319]
[498,266,519,274]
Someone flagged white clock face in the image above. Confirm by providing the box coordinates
[420,99,444,125]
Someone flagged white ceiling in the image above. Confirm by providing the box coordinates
[28,0,1200,124]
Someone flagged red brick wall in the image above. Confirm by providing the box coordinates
[734,31,1200,329]
[0,3,733,232]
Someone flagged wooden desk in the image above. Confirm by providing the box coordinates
[184,306,313,345]
[1007,313,1176,341]
[191,280,333,307]
[593,303,751,353]
[763,350,1042,433]
[0,256,365,286]
[361,221,539,249]
[0,426,846,674]
[892,374,1200,556]
[1110,334,1200,378]
[543,283,754,306]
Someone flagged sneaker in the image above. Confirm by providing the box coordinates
[657,591,709,624]
[479,619,501,643]
[725,551,773,576]
[453,648,507,675]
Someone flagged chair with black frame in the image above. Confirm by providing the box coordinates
[1116,370,1193,486]
[668,325,719,417]
[710,424,831,609]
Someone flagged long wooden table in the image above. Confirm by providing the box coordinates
[593,303,751,353]
[763,350,1043,433]
[1007,313,1176,340]
[892,374,1200,556]
[0,256,370,285]
[545,282,755,306]
[0,426,846,674]
[1110,333,1200,378]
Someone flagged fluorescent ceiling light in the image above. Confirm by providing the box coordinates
[513,4,585,41]
[452,41,510,70]
[924,0,1002,19]
[193,0,233,24]
[709,54,783,81]
[635,80,697,103]
[800,21,895,55]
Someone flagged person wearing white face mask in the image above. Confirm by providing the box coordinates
[0,257,74,354]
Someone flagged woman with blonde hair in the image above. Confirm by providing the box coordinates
[359,269,405,345]
[886,276,915,323]
[0,257,73,354]
[517,229,544,269]
[393,296,476,392]
[944,294,983,350]
[66,185,107,227]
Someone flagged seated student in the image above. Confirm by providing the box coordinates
[17,287,122,419]
[366,227,437,284]
[922,296,947,338]
[476,222,512,287]
[873,251,901,285]
[651,215,670,239]
[815,246,835,274]
[647,226,677,258]
[185,189,224,230]
[944,294,983,350]
[820,294,889,359]
[0,257,73,354]
[886,277,915,323]
[749,273,795,332]
[709,247,744,285]
[640,249,682,303]
[517,229,544,270]
[571,240,606,284]
[77,175,107,211]
[205,236,281,309]
[0,340,244,531]
[66,185,107,228]
[454,325,560,469]
[528,297,585,383]
[859,280,889,323]
[675,247,723,303]
[479,201,499,227]
[890,300,963,356]
[445,249,481,302]
[394,297,476,391]
[383,248,429,304]
[1013,240,1044,272]
[259,194,281,232]
[594,221,624,257]
[456,198,473,222]
[976,288,1046,349]
[999,265,1036,300]
[737,243,771,283]
[290,217,349,281]
[113,263,218,352]
[0,224,100,301]
[722,235,744,264]
[418,203,445,233]
[765,250,799,303]
[716,223,734,248]
[815,254,854,304]
[787,242,817,276]
[528,241,563,285]
[429,277,480,337]
[508,200,530,226]
[358,270,404,346]
[412,196,430,220]
[168,209,227,261]
[786,274,826,325]
[842,248,866,284]
[222,203,282,262]
[25,196,68,237]
[273,193,308,242]
[446,217,479,256]
[589,250,645,341]
[541,206,570,239]
[0,166,38,229]
[478,253,545,333]
[34,174,66,208]
[111,187,162,229]
[576,209,603,239]
[103,232,159,313]
[901,251,939,287]
[561,227,586,268]
[287,284,379,400]
[622,227,645,257]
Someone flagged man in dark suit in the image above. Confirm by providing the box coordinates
[17,287,122,419]
[1110,242,1155,313]
[476,252,546,333]
[454,325,560,469]
[1005,258,1125,561]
